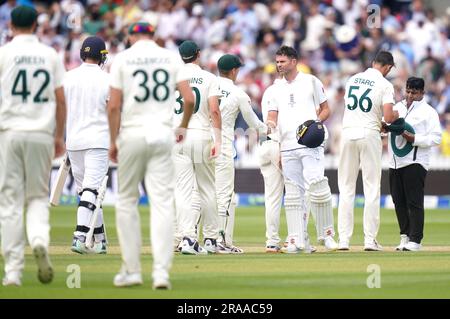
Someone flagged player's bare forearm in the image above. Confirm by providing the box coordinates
[383,103,399,123]
[54,87,66,157]
[209,96,222,143]
[107,87,122,144]
[317,101,330,122]
[266,111,278,134]
[54,87,66,141]
[402,131,415,143]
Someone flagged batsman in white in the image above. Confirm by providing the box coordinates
[173,40,222,255]
[214,54,267,253]
[266,45,338,254]
[259,76,285,253]
[108,22,194,289]
[0,6,66,286]
[338,51,398,251]
[64,36,110,255]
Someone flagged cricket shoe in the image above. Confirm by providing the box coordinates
[153,278,171,290]
[113,272,143,287]
[303,236,316,254]
[88,240,107,254]
[203,238,217,254]
[364,239,383,251]
[33,244,54,284]
[338,240,350,251]
[324,236,338,251]
[71,235,88,254]
[396,235,409,251]
[217,242,231,254]
[2,271,22,287]
[281,243,301,254]
[265,245,281,253]
[228,245,244,254]
[403,241,421,251]
[181,237,208,255]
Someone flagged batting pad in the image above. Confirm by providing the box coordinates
[284,180,305,248]
[307,178,335,240]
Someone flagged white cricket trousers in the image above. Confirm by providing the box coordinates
[173,130,218,241]
[215,140,235,243]
[338,128,382,244]
[258,140,284,247]
[115,136,174,282]
[0,131,53,275]
[281,147,325,246]
[68,149,109,238]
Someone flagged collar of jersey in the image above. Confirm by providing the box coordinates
[12,34,38,43]
[219,76,233,84]
[367,67,383,77]
[81,62,100,68]
[185,63,201,69]
[282,72,303,84]
[405,97,425,113]
[132,39,157,48]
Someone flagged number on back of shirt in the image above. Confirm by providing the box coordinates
[347,85,373,112]
[174,87,200,114]
[11,69,50,103]
[132,68,170,102]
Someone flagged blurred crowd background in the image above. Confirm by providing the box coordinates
[1,0,449,168]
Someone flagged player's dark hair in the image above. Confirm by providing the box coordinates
[406,77,425,91]
[182,51,199,64]
[373,51,395,66]
[275,45,298,59]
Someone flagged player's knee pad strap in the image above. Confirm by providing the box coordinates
[76,225,90,233]
[78,200,96,211]
[307,177,331,203]
[79,188,98,197]
[94,225,104,234]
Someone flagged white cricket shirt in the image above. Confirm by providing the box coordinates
[218,76,266,143]
[173,63,220,133]
[267,72,327,151]
[64,63,110,150]
[342,68,395,131]
[0,35,65,135]
[388,98,442,170]
[110,39,189,138]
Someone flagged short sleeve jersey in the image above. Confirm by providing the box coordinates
[268,73,327,151]
[173,63,220,131]
[0,35,65,135]
[342,68,395,131]
[110,39,189,136]
[64,63,110,150]
[218,76,265,143]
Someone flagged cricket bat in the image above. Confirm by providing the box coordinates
[85,175,109,248]
[49,154,71,206]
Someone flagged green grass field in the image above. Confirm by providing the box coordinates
[1,206,450,299]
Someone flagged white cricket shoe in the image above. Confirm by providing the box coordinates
[203,238,217,254]
[113,272,143,287]
[33,244,54,284]
[396,235,409,251]
[281,243,301,254]
[153,278,171,290]
[324,236,338,251]
[265,245,281,253]
[338,240,350,251]
[2,271,22,287]
[403,241,422,251]
[181,237,208,255]
[364,239,383,251]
